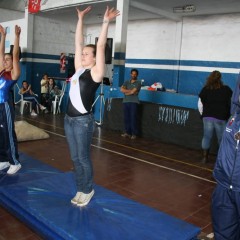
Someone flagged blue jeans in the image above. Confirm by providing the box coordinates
[123,102,139,136]
[23,96,39,112]
[64,113,95,193]
[202,118,226,150]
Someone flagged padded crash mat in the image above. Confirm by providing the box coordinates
[0,153,200,240]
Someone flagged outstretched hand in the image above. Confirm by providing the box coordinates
[0,25,7,37]
[15,25,21,36]
[103,6,120,22]
[76,6,92,19]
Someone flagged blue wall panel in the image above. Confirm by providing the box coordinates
[178,71,238,95]
[124,67,177,90]
[20,53,240,121]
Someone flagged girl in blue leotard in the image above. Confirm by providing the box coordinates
[0,25,22,174]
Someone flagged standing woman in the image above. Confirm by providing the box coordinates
[64,6,120,207]
[0,25,22,174]
[198,70,232,163]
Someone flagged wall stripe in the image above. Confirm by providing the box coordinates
[22,58,59,64]
[20,53,240,98]
[126,58,240,69]
[125,63,239,74]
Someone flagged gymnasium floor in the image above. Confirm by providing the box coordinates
[0,113,216,240]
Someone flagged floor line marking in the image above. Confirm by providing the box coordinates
[44,129,216,184]
[91,144,216,184]
[24,117,213,173]
[96,138,213,172]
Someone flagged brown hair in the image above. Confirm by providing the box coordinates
[85,44,96,57]
[205,70,223,90]
[4,53,13,59]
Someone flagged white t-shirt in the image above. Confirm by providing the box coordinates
[41,79,48,94]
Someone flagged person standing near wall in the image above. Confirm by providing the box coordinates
[212,75,240,240]
[64,6,120,207]
[40,73,49,107]
[0,25,22,174]
[198,70,232,163]
[120,69,142,140]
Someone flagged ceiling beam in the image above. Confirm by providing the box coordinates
[130,1,181,22]
[41,0,114,12]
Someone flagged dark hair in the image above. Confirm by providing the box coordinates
[22,80,29,89]
[205,70,223,90]
[85,44,96,57]
[131,69,139,75]
[49,78,56,88]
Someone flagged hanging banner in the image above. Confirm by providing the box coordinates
[28,0,41,14]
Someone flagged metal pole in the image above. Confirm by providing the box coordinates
[92,81,105,126]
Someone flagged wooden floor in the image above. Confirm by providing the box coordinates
[0,113,216,240]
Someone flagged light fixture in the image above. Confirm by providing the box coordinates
[173,5,196,13]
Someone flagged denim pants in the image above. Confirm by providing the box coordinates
[64,113,95,193]
[202,118,226,150]
[23,96,39,112]
[123,102,138,136]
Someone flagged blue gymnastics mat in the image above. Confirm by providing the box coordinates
[0,153,200,240]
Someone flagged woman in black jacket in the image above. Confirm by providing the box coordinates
[198,70,232,163]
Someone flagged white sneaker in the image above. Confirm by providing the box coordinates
[71,192,83,205]
[7,164,21,175]
[39,105,46,111]
[77,190,94,207]
[31,111,37,116]
[121,133,131,138]
[0,162,10,171]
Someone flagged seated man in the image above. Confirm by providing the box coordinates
[20,80,46,116]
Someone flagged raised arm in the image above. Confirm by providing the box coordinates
[75,6,92,71]
[0,25,6,71]
[11,25,21,80]
[91,6,120,83]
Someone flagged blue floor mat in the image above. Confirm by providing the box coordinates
[0,153,200,240]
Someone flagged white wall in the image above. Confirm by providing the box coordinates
[0,8,24,22]
[0,18,27,53]
[32,16,117,55]
[181,13,240,62]
[126,19,178,60]
[33,15,76,54]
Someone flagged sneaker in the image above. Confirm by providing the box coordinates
[7,164,21,174]
[39,105,46,111]
[71,192,83,205]
[0,162,10,171]
[31,111,37,116]
[77,190,95,207]
[121,133,131,138]
[131,135,136,140]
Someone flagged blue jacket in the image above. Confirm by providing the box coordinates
[213,73,240,191]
